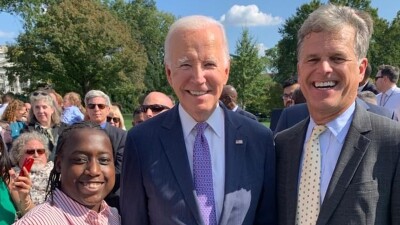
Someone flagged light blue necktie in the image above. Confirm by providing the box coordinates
[193,122,217,225]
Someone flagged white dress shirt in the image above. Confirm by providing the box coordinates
[178,104,225,222]
[376,86,400,110]
[301,103,355,203]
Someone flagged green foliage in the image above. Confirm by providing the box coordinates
[5,0,147,110]
[273,0,321,84]
[229,28,267,108]
[108,0,175,97]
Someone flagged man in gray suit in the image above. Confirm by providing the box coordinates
[121,15,276,225]
[275,4,400,225]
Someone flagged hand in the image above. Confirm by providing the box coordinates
[8,168,35,215]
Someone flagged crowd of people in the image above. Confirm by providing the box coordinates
[0,3,399,225]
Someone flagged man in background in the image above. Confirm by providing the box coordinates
[220,84,257,120]
[141,91,174,120]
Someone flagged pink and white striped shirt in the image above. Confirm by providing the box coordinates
[13,188,120,225]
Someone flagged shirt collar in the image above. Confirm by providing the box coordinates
[53,188,112,217]
[179,103,224,139]
[308,102,355,144]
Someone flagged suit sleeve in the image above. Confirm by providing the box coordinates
[120,131,149,225]
[115,130,127,174]
[274,109,287,135]
[254,129,277,225]
[392,151,400,223]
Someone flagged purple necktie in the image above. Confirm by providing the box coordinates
[193,122,217,225]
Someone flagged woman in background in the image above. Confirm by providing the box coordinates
[25,90,65,161]
[0,100,28,148]
[108,105,126,130]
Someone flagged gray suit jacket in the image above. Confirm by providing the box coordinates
[275,103,400,225]
[121,104,276,225]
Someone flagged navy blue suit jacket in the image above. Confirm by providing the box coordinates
[120,104,276,225]
[274,99,394,135]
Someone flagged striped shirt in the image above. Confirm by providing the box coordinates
[13,188,120,225]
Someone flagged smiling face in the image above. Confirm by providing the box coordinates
[56,128,115,212]
[33,99,54,127]
[297,26,367,124]
[165,25,229,122]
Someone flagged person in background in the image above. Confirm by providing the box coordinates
[61,92,84,125]
[24,103,31,122]
[13,122,120,224]
[291,87,306,105]
[84,90,126,211]
[0,100,28,148]
[9,132,53,206]
[108,105,126,130]
[0,92,15,118]
[220,84,258,121]
[281,77,299,108]
[358,63,379,94]
[132,107,145,127]
[275,4,400,224]
[25,90,66,161]
[141,91,174,120]
[375,64,400,118]
[121,15,276,225]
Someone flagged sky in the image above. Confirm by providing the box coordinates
[0,0,398,55]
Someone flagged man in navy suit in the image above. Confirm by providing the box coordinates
[121,15,276,225]
[220,85,258,121]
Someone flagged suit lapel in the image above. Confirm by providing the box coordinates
[159,106,203,224]
[317,104,372,225]
[281,119,309,224]
[219,108,244,224]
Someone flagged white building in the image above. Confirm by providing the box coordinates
[0,45,30,94]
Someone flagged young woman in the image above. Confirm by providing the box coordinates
[14,122,120,224]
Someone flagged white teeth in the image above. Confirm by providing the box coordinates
[315,81,336,88]
[190,91,207,96]
[83,183,102,188]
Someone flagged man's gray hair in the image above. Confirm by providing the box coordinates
[10,132,50,165]
[164,15,230,66]
[84,90,111,106]
[297,4,373,61]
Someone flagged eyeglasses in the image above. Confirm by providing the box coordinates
[25,149,46,155]
[107,116,121,123]
[87,103,107,110]
[140,104,170,113]
[375,76,383,80]
[31,91,48,97]
[281,93,293,100]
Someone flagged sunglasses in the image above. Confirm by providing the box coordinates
[25,149,46,155]
[87,103,107,110]
[107,116,121,123]
[31,91,48,97]
[140,104,170,113]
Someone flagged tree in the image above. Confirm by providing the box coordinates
[229,28,267,108]
[273,0,321,84]
[6,0,147,99]
[108,0,175,96]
